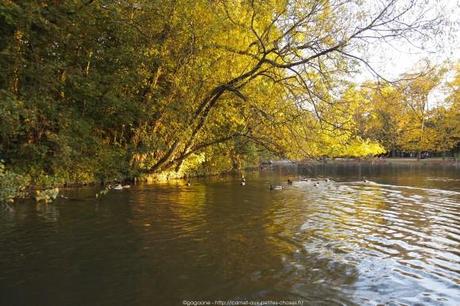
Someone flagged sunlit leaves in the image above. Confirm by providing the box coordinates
[0,0,451,186]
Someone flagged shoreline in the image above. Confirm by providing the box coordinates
[294,158,460,167]
[4,159,458,203]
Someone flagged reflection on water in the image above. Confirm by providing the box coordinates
[1,164,460,305]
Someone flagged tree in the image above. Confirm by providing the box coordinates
[139,0,440,172]
[360,84,405,154]
[434,63,460,154]
[396,68,445,155]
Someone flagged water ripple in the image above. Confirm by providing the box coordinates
[279,180,460,304]
[1,174,460,305]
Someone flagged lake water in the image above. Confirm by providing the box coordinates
[1,163,460,305]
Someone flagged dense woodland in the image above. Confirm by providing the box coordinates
[0,0,459,201]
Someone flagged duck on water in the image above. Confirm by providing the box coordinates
[269,184,283,191]
[112,184,130,190]
[241,175,246,186]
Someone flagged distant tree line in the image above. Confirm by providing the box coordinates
[349,65,460,158]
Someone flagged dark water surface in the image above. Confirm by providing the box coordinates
[1,163,460,305]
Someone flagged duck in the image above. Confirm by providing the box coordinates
[186,181,191,186]
[240,175,246,185]
[269,184,283,191]
[313,182,320,187]
[96,188,110,198]
[287,179,293,185]
[112,184,123,190]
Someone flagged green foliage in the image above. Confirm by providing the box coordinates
[0,161,29,203]
[34,187,59,203]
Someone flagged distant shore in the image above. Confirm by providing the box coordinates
[270,157,460,167]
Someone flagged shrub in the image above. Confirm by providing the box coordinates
[0,161,29,203]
